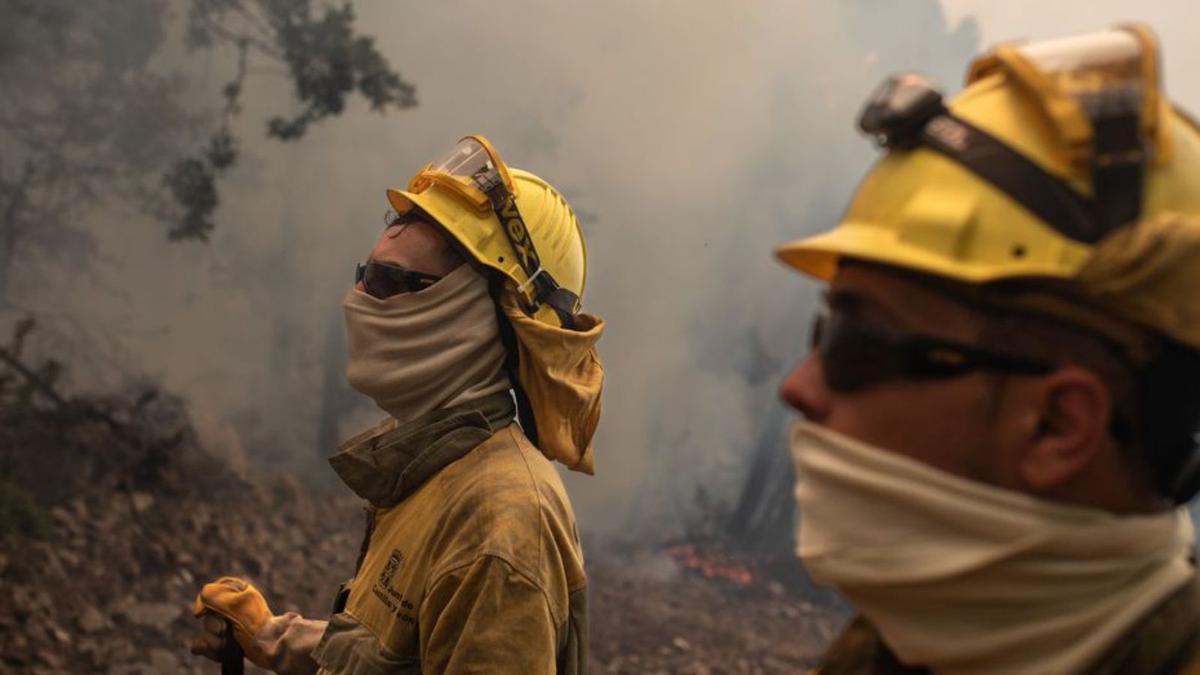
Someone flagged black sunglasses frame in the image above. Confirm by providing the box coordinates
[355,261,443,299]
[810,308,1055,392]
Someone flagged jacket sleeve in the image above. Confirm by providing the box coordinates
[253,612,327,675]
[419,555,559,675]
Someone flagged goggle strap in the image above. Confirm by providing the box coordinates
[919,112,1110,243]
[1090,104,1147,231]
[480,184,581,327]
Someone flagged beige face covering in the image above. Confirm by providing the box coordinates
[343,264,509,424]
[790,420,1195,675]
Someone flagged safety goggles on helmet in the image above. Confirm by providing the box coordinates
[355,261,442,299]
[809,307,1054,393]
[408,136,518,216]
[406,136,580,328]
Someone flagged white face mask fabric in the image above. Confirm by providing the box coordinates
[343,264,509,424]
[790,420,1195,675]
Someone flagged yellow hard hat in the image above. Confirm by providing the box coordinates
[776,25,1200,349]
[777,26,1200,503]
[386,135,586,329]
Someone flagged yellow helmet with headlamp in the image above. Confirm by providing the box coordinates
[779,25,1200,288]
[776,25,1200,503]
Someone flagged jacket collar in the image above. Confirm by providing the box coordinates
[328,392,516,507]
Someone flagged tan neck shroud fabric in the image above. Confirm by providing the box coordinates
[343,264,509,424]
[1075,212,1200,352]
[499,291,604,474]
[790,421,1195,675]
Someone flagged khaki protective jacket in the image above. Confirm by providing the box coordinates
[312,392,588,674]
[814,569,1200,675]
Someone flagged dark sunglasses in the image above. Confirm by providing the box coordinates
[810,308,1054,392]
[355,261,442,299]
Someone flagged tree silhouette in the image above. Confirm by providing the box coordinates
[0,0,416,301]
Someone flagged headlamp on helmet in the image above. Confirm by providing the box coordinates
[859,74,947,150]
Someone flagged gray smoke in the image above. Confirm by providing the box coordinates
[9,1,1197,538]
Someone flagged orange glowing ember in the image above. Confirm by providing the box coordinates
[664,544,756,587]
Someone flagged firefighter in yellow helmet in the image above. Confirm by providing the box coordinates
[778,26,1200,674]
[189,137,604,674]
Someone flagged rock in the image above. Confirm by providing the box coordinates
[130,492,155,514]
[58,549,80,570]
[190,408,249,479]
[8,630,29,657]
[48,621,71,645]
[50,506,75,530]
[122,602,183,628]
[70,498,90,521]
[108,664,152,675]
[106,641,138,666]
[12,586,42,619]
[38,647,65,668]
[147,647,179,672]
[78,605,108,633]
[77,637,105,670]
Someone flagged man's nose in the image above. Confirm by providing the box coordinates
[779,353,831,423]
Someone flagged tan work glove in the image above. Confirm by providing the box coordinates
[191,576,327,675]
[191,576,275,668]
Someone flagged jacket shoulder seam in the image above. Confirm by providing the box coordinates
[423,552,565,626]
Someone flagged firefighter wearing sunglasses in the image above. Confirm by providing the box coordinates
[190,137,604,675]
[778,26,1200,675]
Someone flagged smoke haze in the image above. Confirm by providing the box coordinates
[10,1,1197,538]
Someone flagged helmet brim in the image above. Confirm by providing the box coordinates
[776,220,1080,284]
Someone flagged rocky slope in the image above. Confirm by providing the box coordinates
[0,387,841,674]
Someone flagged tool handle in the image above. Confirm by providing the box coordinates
[221,618,245,675]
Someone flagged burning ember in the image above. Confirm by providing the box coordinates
[664,543,757,587]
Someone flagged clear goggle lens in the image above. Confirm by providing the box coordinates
[418,136,510,196]
[430,138,494,181]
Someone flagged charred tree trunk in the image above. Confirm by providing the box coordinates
[726,404,795,554]
[0,161,36,307]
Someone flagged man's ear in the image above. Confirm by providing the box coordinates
[1019,366,1112,491]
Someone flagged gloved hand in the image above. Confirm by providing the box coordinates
[190,576,274,668]
[190,576,328,675]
